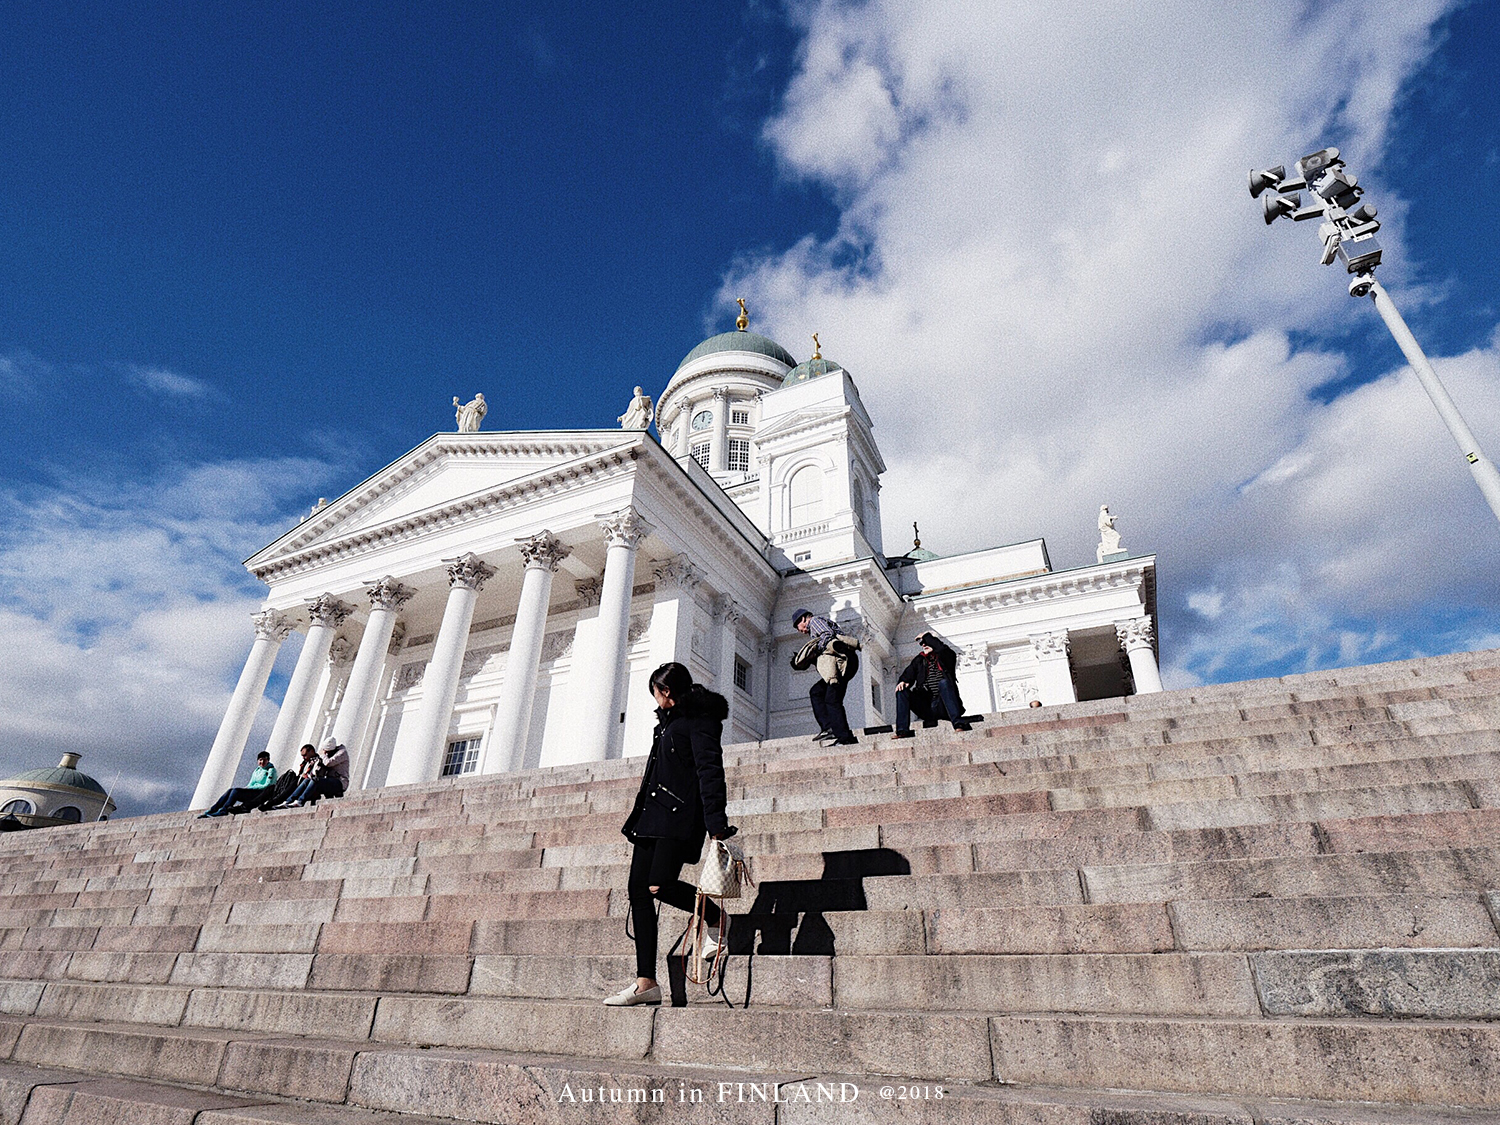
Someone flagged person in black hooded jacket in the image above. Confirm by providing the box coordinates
[605,661,737,1006]
[893,631,970,738]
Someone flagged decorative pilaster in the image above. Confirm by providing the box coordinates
[1116,618,1163,694]
[567,508,653,764]
[714,594,742,740]
[1029,630,1077,706]
[190,610,294,810]
[262,594,353,770]
[333,576,415,790]
[486,532,572,773]
[386,555,495,786]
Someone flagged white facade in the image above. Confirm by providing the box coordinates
[191,327,1160,807]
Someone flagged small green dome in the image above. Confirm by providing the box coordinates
[7,766,107,796]
[782,356,844,387]
[676,330,796,372]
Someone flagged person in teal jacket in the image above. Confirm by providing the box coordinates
[198,752,278,817]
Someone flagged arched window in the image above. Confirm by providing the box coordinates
[54,806,83,823]
[788,466,825,528]
[851,476,866,532]
[1,799,34,816]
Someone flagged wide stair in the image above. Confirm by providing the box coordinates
[2,650,1500,1123]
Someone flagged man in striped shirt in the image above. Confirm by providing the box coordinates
[793,609,858,746]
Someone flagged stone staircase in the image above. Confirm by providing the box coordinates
[1,650,1500,1123]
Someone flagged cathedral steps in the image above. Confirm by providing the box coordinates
[0,651,1497,1118]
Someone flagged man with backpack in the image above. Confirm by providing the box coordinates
[791,609,860,746]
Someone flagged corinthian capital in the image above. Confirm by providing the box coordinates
[713,593,742,626]
[519,530,571,572]
[306,594,354,628]
[652,554,701,592]
[366,575,416,612]
[600,507,653,550]
[1116,617,1155,651]
[574,577,603,608]
[252,609,295,641]
[444,552,497,592]
[1030,630,1071,660]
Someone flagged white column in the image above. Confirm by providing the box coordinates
[1117,618,1164,695]
[300,635,355,749]
[263,594,353,771]
[715,595,742,741]
[1029,631,1077,706]
[335,575,415,790]
[485,532,570,774]
[710,388,729,472]
[677,401,694,456]
[569,507,652,764]
[190,609,294,810]
[386,553,495,786]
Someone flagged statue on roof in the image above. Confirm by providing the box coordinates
[1097,504,1124,562]
[618,386,654,431]
[453,393,487,433]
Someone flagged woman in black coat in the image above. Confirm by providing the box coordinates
[605,661,737,1006]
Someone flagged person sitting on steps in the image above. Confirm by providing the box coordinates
[893,631,970,739]
[272,736,349,808]
[606,662,737,1007]
[255,745,317,811]
[791,608,860,746]
[198,751,277,818]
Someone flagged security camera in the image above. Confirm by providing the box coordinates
[1349,273,1375,298]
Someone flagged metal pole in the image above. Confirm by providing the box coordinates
[1366,278,1500,524]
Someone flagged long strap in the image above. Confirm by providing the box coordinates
[684,892,729,989]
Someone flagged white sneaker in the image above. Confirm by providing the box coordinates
[699,924,724,960]
[603,983,661,1006]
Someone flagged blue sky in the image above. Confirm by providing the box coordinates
[2,1,1498,814]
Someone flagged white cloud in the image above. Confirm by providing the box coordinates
[730,0,1497,681]
[0,457,332,815]
[125,364,212,399]
[0,350,55,397]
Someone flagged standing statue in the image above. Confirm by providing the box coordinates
[453,393,488,433]
[618,386,654,430]
[1097,504,1124,562]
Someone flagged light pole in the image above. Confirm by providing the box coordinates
[1252,147,1500,525]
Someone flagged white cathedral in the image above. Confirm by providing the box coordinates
[191,313,1161,808]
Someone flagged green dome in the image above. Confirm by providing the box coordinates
[782,356,844,387]
[907,547,939,561]
[7,766,107,796]
[676,330,796,372]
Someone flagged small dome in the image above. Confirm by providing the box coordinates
[782,356,844,387]
[676,330,796,372]
[4,752,107,796]
[906,546,940,562]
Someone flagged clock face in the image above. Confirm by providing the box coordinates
[691,410,713,431]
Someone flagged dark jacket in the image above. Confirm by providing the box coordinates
[898,636,965,714]
[622,687,731,857]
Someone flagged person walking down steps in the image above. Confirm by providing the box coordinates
[791,609,860,746]
[893,631,971,739]
[606,662,737,1007]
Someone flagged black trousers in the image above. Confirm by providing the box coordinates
[896,680,964,731]
[628,837,719,980]
[809,677,854,740]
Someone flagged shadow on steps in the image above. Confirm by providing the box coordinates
[665,847,912,1007]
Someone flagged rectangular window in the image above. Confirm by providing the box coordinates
[871,681,883,713]
[731,409,750,426]
[793,550,812,564]
[727,438,750,473]
[441,737,482,777]
[691,442,711,469]
[733,656,750,692]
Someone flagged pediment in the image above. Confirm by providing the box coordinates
[754,407,843,443]
[249,431,638,568]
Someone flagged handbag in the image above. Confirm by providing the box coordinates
[685,836,753,988]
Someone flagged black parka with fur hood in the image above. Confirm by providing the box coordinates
[622,686,731,859]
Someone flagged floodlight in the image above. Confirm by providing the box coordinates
[1336,236,1382,274]
[1350,203,1378,222]
[1294,147,1340,179]
[1249,165,1285,198]
[1263,192,1301,224]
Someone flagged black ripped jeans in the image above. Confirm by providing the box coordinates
[628,836,720,980]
